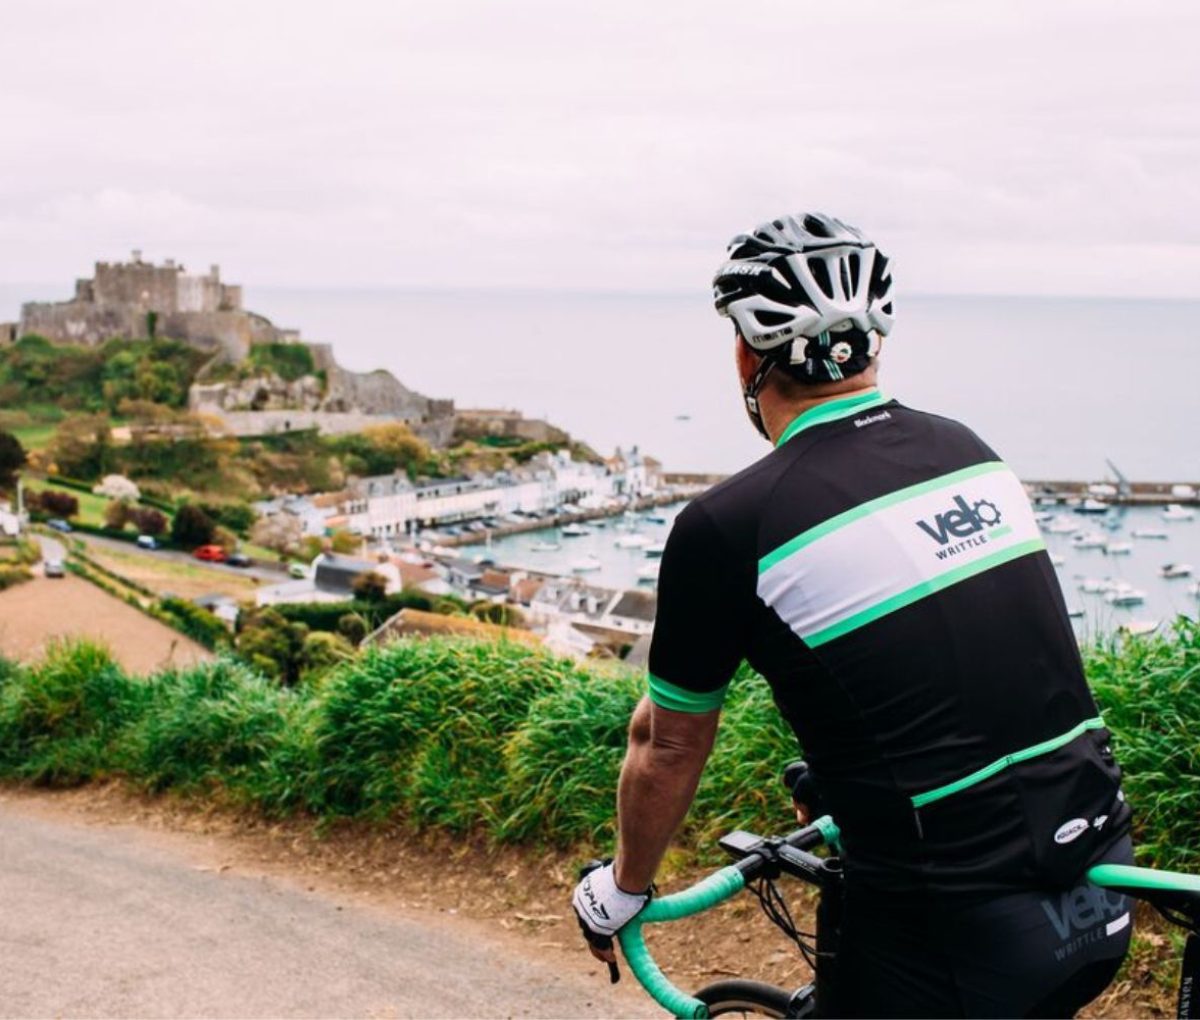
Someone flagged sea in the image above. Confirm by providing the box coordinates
[3,284,1198,635]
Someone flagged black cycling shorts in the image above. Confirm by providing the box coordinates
[828,836,1135,1018]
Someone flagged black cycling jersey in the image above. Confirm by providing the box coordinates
[649,390,1132,897]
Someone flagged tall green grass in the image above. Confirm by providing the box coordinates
[0,622,1196,869]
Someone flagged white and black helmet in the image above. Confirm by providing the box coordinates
[714,212,895,440]
[714,212,894,379]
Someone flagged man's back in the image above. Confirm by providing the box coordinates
[648,390,1131,894]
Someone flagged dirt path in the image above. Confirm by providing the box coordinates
[0,790,644,1019]
[0,574,212,674]
[0,786,1171,1018]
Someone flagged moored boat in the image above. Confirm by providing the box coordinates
[1161,562,1194,579]
[636,562,661,583]
[1071,531,1107,550]
[1104,541,1132,556]
[1120,619,1160,637]
[644,542,666,558]
[1105,584,1147,607]
[570,555,602,572]
[530,541,561,553]
[561,524,591,537]
[1132,528,1169,539]
[614,534,652,549]
[1162,504,1196,522]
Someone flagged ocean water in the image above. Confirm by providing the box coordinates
[477,502,1200,637]
[4,283,1197,481]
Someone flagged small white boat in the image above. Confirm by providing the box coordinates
[1078,577,1115,595]
[1161,563,1193,579]
[1049,553,1066,567]
[561,524,591,537]
[570,555,602,573]
[636,562,661,583]
[1071,532,1108,550]
[1162,504,1196,522]
[643,513,668,525]
[530,541,561,553]
[1074,498,1110,515]
[1067,607,1086,619]
[1105,585,1147,607]
[1132,528,1169,540]
[1189,582,1200,600]
[1120,619,1160,637]
[644,542,666,558]
[1045,517,1080,535]
[614,534,652,550]
[1104,541,1133,556]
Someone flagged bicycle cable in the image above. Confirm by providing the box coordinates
[747,876,825,970]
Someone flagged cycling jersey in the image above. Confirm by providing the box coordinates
[648,390,1131,896]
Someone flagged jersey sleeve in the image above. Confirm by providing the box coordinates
[647,501,752,713]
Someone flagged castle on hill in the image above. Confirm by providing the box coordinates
[3,252,457,445]
[9,250,295,360]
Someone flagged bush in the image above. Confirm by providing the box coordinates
[0,565,32,591]
[157,598,231,651]
[30,489,79,518]
[337,613,369,644]
[0,429,26,489]
[105,500,132,530]
[171,504,215,549]
[130,506,168,536]
[351,570,388,603]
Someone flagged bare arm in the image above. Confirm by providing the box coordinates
[613,695,721,893]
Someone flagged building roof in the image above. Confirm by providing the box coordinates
[607,589,658,623]
[314,554,382,594]
[364,608,541,648]
[511,576,545,605]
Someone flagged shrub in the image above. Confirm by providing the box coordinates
[352,570,388,603]
[129,506,167,536]
[171,504,215,548]
[0,565,32,591]
[104,500,132,530]
[31,489,79,518]
[157,598,231,650]
[337,613,369,644]
[0,430,26,489]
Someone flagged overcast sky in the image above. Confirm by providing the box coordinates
[2,1,1197,297]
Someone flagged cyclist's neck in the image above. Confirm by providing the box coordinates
[764,381,880,446]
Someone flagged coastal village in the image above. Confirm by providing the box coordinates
[0,253,705,666]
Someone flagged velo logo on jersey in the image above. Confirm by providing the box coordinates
[915,495,1004,550]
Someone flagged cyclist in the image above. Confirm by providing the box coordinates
[573,213,1135,1017]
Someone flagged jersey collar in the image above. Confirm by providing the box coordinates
[775,389,890,448]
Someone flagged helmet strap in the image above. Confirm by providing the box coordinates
[743,354,778,442]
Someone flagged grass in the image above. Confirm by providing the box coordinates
[0,620,1195,877]
[81,541,259,601]
[37,478,113,527]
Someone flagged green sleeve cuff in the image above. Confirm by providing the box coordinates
[647,672,729,714]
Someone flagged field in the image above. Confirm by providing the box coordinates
[0,574,212,674]
[82,540,260,601]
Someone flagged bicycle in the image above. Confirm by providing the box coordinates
[616,765,1200,1018]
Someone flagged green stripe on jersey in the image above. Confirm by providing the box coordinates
[912,717,1106,808]
[774,390,890,448]
[805,537,1045,647]
[647,673,729,714]
[759,461,1009,575]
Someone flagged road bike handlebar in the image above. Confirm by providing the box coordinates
[616,815,840,1019]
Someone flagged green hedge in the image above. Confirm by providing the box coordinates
[0,622,1196,870]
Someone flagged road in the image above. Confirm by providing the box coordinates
[0,799,641,1019]
[79,532,286,583]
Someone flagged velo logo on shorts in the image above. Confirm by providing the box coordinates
[915,495,1005,557]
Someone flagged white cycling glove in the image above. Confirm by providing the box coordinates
[572,861,650,940]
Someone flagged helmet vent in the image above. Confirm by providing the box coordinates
[754,310,793,327]
[804,214,831,237]
[847,253,861,291]
[807,256,834,299]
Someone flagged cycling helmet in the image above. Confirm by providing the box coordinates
[712,212,894,438]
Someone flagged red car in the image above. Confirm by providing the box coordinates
[193,544,227,563]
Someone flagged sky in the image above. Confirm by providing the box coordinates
[2,1,1198,298]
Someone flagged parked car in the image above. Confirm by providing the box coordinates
[44,560,66,578]
[47,518,73,533]
[227,552,252,568]
[136,534,159,550]
[192,544,227,563]
[287,562,309,579]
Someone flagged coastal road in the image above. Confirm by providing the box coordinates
[0,800,640,1019]
[79,532,286,583]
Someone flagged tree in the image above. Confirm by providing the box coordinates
[104,500,132,530]
[352,570,388,603]
[47,414,113,480]
[129,506,167,536]
[329,530,360,554]
[0,430,26,490]
[236,608,309,685]
[251,513,303,556]
[171,504,215,548]
[299,631,354,679]
[337,613,369,644]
